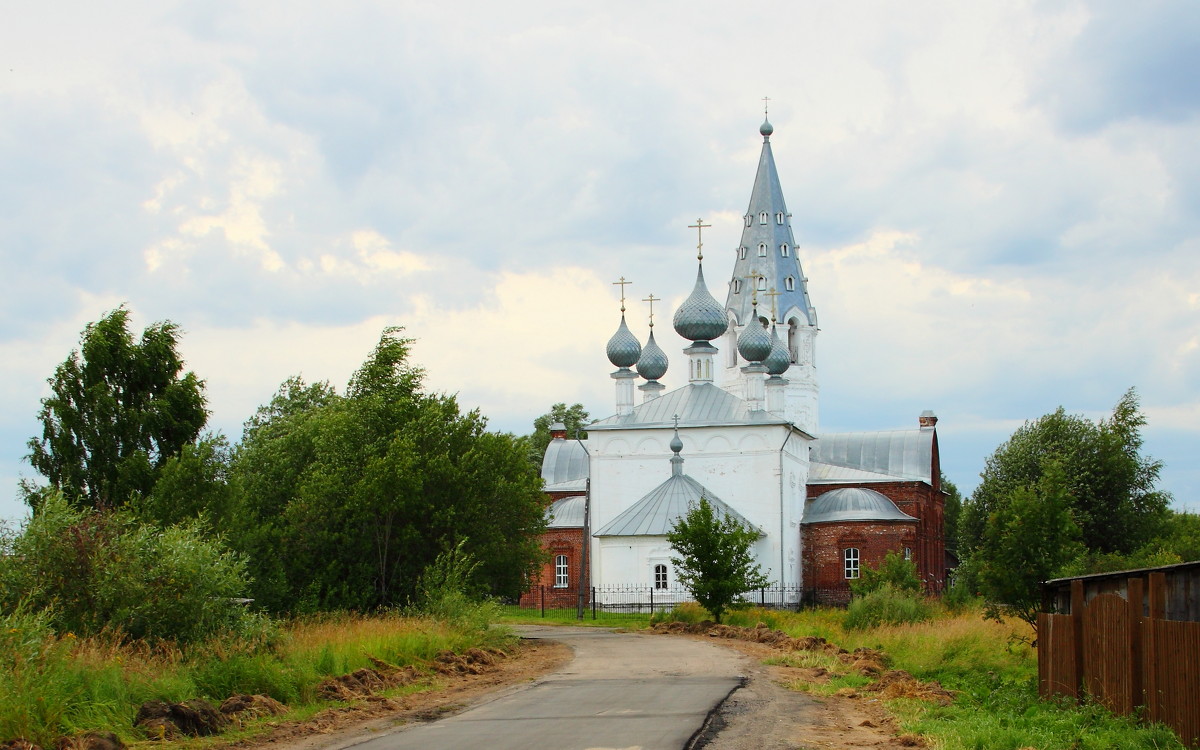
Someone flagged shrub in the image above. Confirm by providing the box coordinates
[844,586,934,630]
[0,494,255,643]
[413,541,501,633]
[649,601,710,625]
[849,550,921,598]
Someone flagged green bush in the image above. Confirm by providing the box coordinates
[0,494,255,643]
[649,601,710,625]
[413,541,502,634]
[849,550,922,597]
[844,586,934,630]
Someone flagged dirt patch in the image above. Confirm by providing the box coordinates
[215,638,571,750]
[136,699,229,740]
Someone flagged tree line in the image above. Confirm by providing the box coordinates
[4,308,547,641]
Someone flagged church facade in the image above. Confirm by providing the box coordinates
[522,118,945,607]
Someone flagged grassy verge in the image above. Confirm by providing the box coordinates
[0,608,515,748]
[664,602,1188,750]
[495,605,653,630]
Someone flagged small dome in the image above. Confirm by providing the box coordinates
[669,430,684,455]
[737,316,772,363]
[672,265,728,342]
[545,495,586,528]
[760,118,773,137]
[802,488,917,525]
[635,329,669,381]
[764,324,790,375]
[606,315,641,368]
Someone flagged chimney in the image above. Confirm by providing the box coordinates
[918,410,938,429]
[549,422,568,440]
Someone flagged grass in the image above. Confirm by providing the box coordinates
[496,605,654,630]
[652,598,1188,749]
[0,608,515,747]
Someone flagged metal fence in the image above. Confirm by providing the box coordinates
[515,584,839,621]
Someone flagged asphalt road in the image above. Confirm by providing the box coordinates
[350,625,746,750]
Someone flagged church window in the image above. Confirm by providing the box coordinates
[844,548,860,579]
[757,276,766,292]
[759,212,768,225]
[780,244,789,257]
[903,547,912,561]
[738,246,747,260]
[757,243,767,257]
[776,212,784,224]
[787,317,800,363]
[733,279,742,294]
[554,555,569,588]
[785,276,795,291]
[745,214,752,228]
[654,564,668,590]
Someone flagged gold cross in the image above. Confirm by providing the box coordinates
[742,269,763,306]
[688,218,711,261]
[642,293,660,327]
[764,287,782,321]
[763,96,770,117]
[612,276,631,312]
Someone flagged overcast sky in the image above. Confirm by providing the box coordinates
[2,1,1197,523]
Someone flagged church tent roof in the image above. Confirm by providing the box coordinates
[589,382,798,431]
[594,474,760,537]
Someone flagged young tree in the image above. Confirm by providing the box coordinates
[526,403,589,468]
[942,474,963,555]
[24,307,207,512]
[974,460,1084,629]
[667,497,769,623]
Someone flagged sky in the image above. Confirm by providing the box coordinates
[2,1,1198,524]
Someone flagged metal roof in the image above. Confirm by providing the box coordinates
[541,437,589,486]
[589,382,793,430]
[594,473,760,537]
[809,429,934,483]
[802,487,917,525]
[545,495,586,528]
[724,121,817,328]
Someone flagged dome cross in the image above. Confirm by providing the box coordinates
[612,276,632,313]
[642,293,660,328]
[688,218,711,261]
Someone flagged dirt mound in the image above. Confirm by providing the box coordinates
[315,649,503,701]
[53,731,124,750]
[1,740,43,750]
[135,699,229,739]
[219,694,287,723]
[653,620,843,655]
[846,646,889,675]
[862,670,955,706]
[431,647,507,676]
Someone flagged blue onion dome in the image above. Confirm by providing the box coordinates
[737,312,772,363]
[764,324,791,375]
[636,329,669,380]
[606,315,642,368]
[669,429,684,455]
[760,118,773,137]
[672,265,728,342]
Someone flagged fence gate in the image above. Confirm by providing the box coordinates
[1083,593,1135,715]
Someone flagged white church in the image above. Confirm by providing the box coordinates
[527,118,945,607]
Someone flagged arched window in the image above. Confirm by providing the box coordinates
[903,547,913,562]
[780,244,789,257]
[554,555,569,588]
[785,276,795,291]
[757,276,766,291]
[654,564,668,590]
[757,243,767,256]
[776,212,784,224]
[787,317,800,363]
[844,548,860,579]
[733,279,742,294]
[759,212,768,225]
[738,246,747,260]
[745,214,752,228]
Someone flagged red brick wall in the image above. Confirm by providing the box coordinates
[806,480,946,594]
[802,520,917,605]
[519,527,586,607]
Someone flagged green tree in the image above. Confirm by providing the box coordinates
[959,388,1168,558]
[667,497,769,623]
[0,493,253,643]
[974,460,1084,628]
[24,307,208,512]
[849,550,922,597]
[526,403,589,469]
[942,474,963,554]
[132,433,232,531]
[228,328,547,613]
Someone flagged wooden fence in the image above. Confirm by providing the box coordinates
[1038,573,1200,748]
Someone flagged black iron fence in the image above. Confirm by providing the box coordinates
[515,584,843,621]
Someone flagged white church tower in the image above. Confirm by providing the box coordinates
[718,117,820,433]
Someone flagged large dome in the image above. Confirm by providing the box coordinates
[635,329,669,380]
[802,487,917,525]
[672,265,728,342]
[605,315,642,368]
[737,316,772,363]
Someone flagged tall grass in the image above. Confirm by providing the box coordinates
[0,609,513,748]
